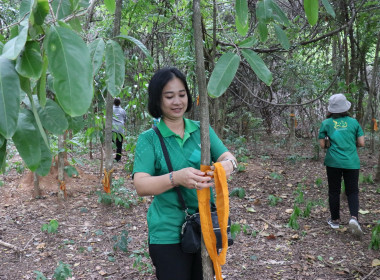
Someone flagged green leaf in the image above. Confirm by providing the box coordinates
[241,49,273,86]
[104,0,116,14]
[117,35,153,63]
[105,40,125,97]
[257,21,268,42]
[207,52,240,98]
[274,24,290,50]
[238,36,257,48]
[269,0,290,26]
[67,116,85,134]
[19,0,34,21]
[38,99,69,135]
[256,0,273,22]
[36,134,52,176]
[89,38,105,76]
[235,0,249,36]
[321,0,336,18]
[38,55,49,107]
[64,165,78,177]
[304,0,319,26]
[33,0,50,25]
[68,17,83,33]
[0,57,21,139]
[45,25,93,116]
[0,139,6,173]
[34,270,47,280]
[16,41,43,79]
[2,19,29,60]
[51,0,72,20]
[236,17,249,37]
[12,109,41,171]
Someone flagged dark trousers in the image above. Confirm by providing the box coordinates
[326,166,359,221]
[149,243,203,280]
[112,132,123,161]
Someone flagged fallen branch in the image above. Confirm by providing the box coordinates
[0,239,21,252]
[259,216,282,229]
[362,266,379,280]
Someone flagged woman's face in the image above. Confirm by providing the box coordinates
[160,77,188,121]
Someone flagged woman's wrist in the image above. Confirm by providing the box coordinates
[169,171,176,188]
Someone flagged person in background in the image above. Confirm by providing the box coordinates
[318,93,365,236]
[112,98,126,162]
[132,67,237,280]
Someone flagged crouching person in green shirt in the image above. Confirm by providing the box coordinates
[318,93,364,236]
[132,67,237,280]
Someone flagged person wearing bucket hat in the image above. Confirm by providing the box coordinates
[318,93,365,236]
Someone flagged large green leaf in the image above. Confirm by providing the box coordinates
[67,116,85,134]
[238,36,257,48]
[38,99,69,135]
[241,49,272,86]
[274,24,290,50]
[321,0,336,18]
[236,16,249,37]
[236,0,248,36]
[2,19,29,60]
[38,55,49,107]
[34,0,49,25]
[19,0,34,21]
[0,57,21,139]
[269,0,290,26]
[36,134,52,176]
[45,25,93,116]
[0,139,6,173]
[16,41,43,79]
[304,0,319,26]
[12,109,41,171]
[117,35,153,63]
[257,21,268,42]
[0,135,4,147]
[105,40,125,97]
[104,0,116,14]
[51,0,72,20]
[207,52,240,98]
[89,38,105,76]
[256,0,273,22]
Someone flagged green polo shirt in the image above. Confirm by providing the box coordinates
[133,118,228,244]
[318,116,364,169]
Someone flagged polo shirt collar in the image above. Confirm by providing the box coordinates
[157,118,198,139]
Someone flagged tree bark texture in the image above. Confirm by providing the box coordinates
[192,0,213,279]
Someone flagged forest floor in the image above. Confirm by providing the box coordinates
[1,135,380,280]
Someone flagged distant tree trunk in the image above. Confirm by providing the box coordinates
[193,0,213,279]
[104,0,122,186]
[58,134,65,199]
[289,108,295,154]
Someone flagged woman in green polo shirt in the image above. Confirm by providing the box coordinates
[318,93,365,236]
[132,67,237,280]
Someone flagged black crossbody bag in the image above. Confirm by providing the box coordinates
[153,126,233,253]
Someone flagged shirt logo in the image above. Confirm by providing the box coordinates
[333,120,348,129]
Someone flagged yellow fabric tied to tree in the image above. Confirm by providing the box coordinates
[197,163,229,280]
[102,168,114,193]
[372,118,378,131]
[59,180,67,198]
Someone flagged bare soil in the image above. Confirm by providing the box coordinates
[1,137,380,280]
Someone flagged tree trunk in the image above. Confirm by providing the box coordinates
[289,108,296,154]
[33,172,41,198]
[193,0,213,279]
[104,0,123,185]
[58,134,65,200]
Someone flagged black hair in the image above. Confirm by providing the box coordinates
[148,67,193,118]
[327,112,350,119]
[114,98,121,106]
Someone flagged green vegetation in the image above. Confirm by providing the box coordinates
[230,187,246,199]
[34,262,72,280]
[112,230,130,253]
[41,219,59,234]
[369,221,380,250]
[268,195,282,206]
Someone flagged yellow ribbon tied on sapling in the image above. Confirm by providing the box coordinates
[197,162,230,280]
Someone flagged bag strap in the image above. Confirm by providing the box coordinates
[153,126,187,211]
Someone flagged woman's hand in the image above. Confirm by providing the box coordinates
[206,151,237,179]
[173,167,213,190]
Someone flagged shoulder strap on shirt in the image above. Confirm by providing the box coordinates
[153,126,187,211]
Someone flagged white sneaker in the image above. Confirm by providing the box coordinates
[327,219,339,229]
[349,218,363,236]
